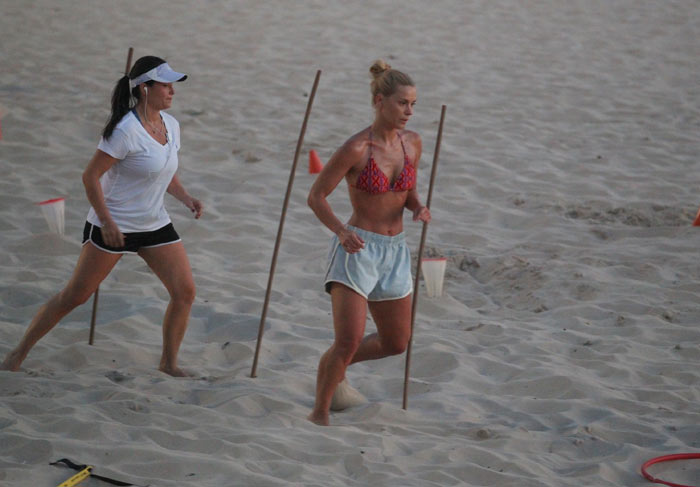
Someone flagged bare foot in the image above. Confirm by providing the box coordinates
[307,411,329,426]
[159,365,192,377]
[0,351,24,372]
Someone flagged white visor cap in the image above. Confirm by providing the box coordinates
[129,63,187,89]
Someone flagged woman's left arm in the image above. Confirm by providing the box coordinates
[167,174,203,219]
[404,133,431,223]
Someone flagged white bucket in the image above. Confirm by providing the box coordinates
[37,197,65,235]
[421,257,447,298]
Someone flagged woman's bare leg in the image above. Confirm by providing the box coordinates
[350,294,412,364]
[308,284,367,425]
[1,244,121,371]
[137,242,195,377]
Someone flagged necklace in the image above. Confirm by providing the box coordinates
[137,106,167,139]
[147,118,166,138]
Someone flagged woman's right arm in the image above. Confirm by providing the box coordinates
[307,142,365,252]
[82,149,124,247]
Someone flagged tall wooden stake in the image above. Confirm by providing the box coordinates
[124,47,134,77]
[250,70,322,377]
[403,105,447,409]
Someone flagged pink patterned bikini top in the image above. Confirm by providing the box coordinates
[353,131,416,194]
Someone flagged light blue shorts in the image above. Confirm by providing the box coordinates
[324,225,413,301]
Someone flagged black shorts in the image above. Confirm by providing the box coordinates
[82,222,181,254]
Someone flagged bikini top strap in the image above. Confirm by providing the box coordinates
[397,132,409,163]
[368,129,373,159]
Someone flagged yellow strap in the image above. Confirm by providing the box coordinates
[57,466,92,487]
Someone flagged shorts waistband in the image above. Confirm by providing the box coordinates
[346,225,405,245]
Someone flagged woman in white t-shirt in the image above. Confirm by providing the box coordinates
[1,56,202,377]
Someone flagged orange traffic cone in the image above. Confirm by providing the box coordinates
[693,206,700,226]
[309,149,323,174]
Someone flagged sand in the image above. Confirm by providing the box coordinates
[1,0,699,485]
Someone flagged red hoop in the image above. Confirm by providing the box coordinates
[641,453,700,487]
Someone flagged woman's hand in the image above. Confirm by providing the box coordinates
[101,219,125,248]
[412,205,431,223]
[338,227,365,254]
[167,175,203,219]
[185,197,203,219]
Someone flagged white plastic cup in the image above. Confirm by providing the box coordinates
[421,257,447,298]
[37,197,65,235]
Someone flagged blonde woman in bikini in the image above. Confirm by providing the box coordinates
[307,60,430,425]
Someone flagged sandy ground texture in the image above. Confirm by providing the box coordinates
[1,1,699,485]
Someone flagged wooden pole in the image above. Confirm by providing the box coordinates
[88,286,99,345]
[251,70,322,377]
[124,47,134,77]
[89,47,134,346]
[403,104,447,409]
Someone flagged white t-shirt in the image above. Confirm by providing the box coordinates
[87,110,180,233]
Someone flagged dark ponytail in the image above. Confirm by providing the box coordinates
[103,75,132,139]
[102,55,167,139]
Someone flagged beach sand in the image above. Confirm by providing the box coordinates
[1,1,699,485]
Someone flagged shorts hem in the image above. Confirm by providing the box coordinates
[139,239,182,250]
[367,288,413,302]
[83,238,182,254]
[83,239,137,255]
[324,279,369,300]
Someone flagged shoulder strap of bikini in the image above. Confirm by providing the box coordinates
[368,129,373,160]
[397,132,409,163]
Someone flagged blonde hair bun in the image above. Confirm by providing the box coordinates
[369,59,392,79]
